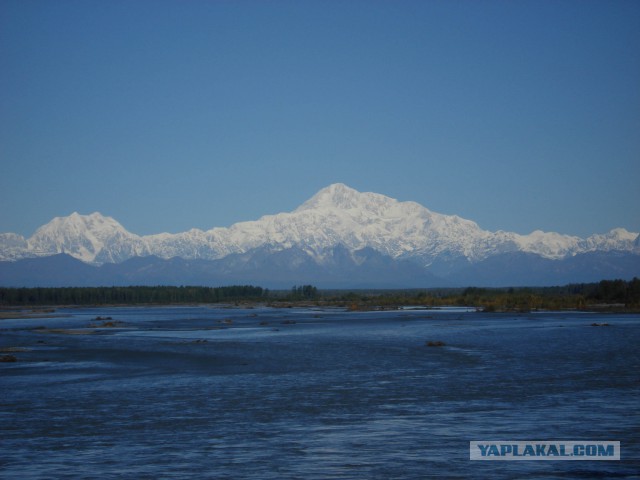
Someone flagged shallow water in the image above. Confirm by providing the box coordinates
[1,306,639,479]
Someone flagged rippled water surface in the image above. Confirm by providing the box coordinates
[2,306,639,478]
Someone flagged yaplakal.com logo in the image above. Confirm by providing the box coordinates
[469,441,620,461]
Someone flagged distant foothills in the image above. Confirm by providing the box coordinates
[1,184,638,288]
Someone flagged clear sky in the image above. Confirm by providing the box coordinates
[1,0,639,238]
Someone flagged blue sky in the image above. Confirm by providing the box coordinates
[1,0,638,238]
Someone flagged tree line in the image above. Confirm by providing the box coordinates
[290,285,318,299]
[329,278,640,312]
[1,279,638,310]
[0,285,266,306]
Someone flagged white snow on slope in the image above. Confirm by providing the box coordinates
[1,183,638,265]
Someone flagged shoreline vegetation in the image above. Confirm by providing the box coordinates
[0,278,639,314]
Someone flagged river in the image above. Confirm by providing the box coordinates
[1,306,638,478]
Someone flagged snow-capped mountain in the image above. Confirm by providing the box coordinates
[25,212,149,264]
[144,183,637,265]
[1,183,638,287]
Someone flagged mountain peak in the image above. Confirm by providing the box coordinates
[37,212,124,234]
[27,212,146,264]
[294,183,403,214]
[295,183,363,211]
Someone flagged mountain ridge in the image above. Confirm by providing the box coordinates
[0,183,638,287]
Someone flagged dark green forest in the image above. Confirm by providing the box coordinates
[0,279,638,311]
[0,285,265,306]
[337,278,640,312]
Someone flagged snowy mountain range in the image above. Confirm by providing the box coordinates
[1,183,638,287]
